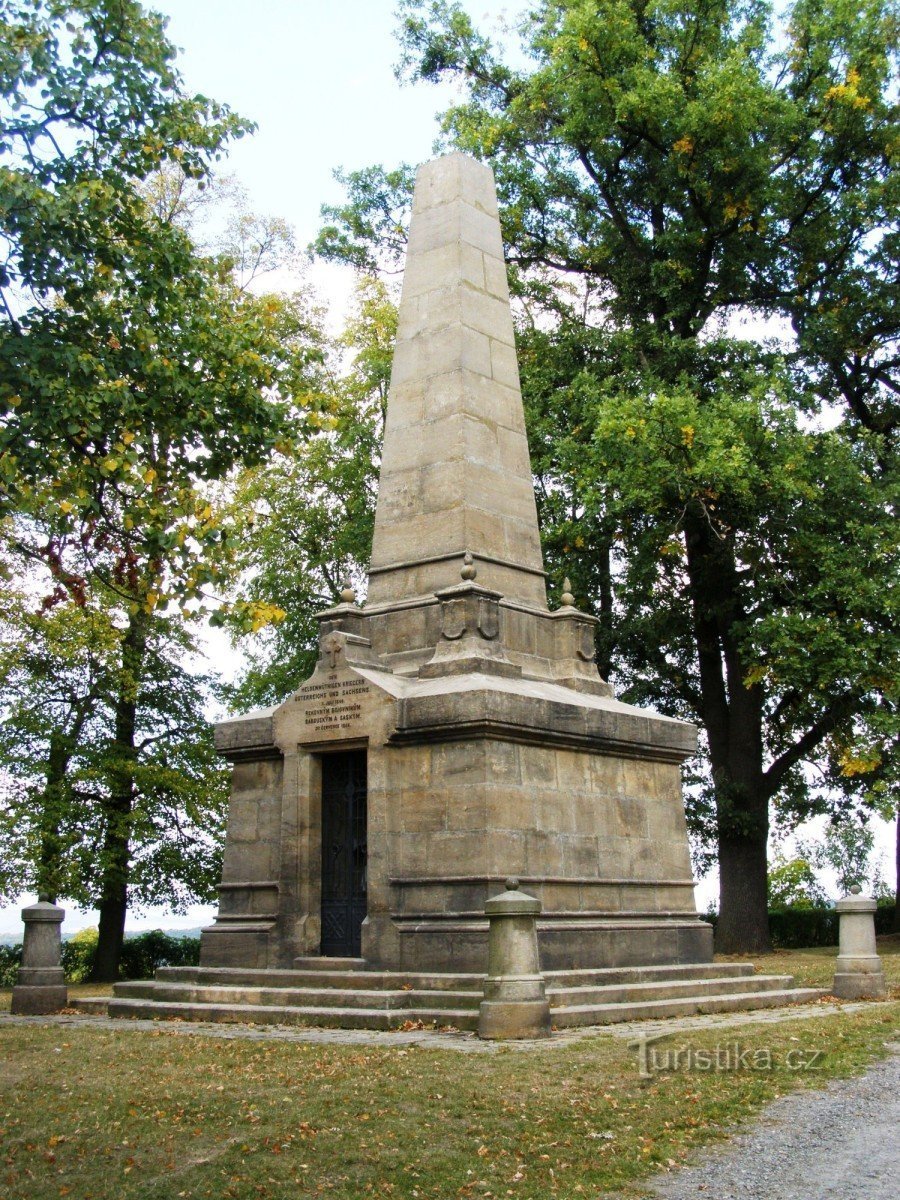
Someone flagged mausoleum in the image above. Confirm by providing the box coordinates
[202,153,711,974]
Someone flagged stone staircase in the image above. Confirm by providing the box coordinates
[102,958,826,1032]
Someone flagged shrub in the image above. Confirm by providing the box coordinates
[0,927,204,984]
[0,943,22,987]
[62,927,99,983]
[767,907,838,948]
[705,900,897,948]
[118,931,200,979]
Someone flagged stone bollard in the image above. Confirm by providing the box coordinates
[10,896,68,1015]
[478,878,551,1039]
[832,885,887,1000]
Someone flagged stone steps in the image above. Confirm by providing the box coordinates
[149,960,756,994]
[113,981,479,1011]
[154,965,486,992]
[106,998,480,1031]
[545,973,794,1008]
[98,961,827,1032]
[551,987,827,1028]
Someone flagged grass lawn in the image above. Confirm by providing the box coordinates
[721,933,900,990]
[0,998,897,1198]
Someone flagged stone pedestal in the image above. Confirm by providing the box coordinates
[832,889,887,999]
[10,898,67,1015]
[478,879,551,1039]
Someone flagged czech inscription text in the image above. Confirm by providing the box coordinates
[302,677,368,732]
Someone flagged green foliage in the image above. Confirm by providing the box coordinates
[0,0,309,620]
[60,926,99,984]
[0,581,230,912]
[0,928,201,985]
[767,853,828,910]
[118,929,200,980]
[0,941,21,987]
[801,821,883,895]
[226,277,393,708]
[0,1,330,976]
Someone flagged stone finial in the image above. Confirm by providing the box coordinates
[832,889,886,999]
[340,578,357,605]
[478,881,551,1040]
[10,898,67,1015]
[560,577,575,608]
[461,551,477,581]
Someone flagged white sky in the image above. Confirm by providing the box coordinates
[1,0,893,937]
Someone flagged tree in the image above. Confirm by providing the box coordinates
[0,1,320,976]
[0,583,229,922]
[766,851,827,910]
[225,277,393,709]
[316,0,900,951]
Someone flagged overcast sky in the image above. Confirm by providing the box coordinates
[153,1,523,243]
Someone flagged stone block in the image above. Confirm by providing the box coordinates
[462,287,515,346]
[483,252,511,301]
[399,788,447,833]
[519,743,558,787]
[525,832,566,876]
[486,741,522,784]
[490,339,521,390]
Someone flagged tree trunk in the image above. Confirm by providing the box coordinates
[90,612,147,982]
[684,504,772,953]
[36,731,69,902]
[716,826,771,953]
[894,815,900,934]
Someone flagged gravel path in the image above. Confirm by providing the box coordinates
[640,1043,900,1200]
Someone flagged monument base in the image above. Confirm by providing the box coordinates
[11,983,68,1015]
[378,915,714,974]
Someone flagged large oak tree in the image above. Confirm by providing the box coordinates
[317,0,900,950]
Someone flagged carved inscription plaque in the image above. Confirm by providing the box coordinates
[301,676,369,734]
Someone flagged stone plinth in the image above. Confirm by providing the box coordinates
[10,899,67,1015]
[478,878,551,1039]
[832,891,887,999]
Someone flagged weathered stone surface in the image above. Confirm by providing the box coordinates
[11,899,67,1015]
[368,154,546,608]
[478,880,551,1039]
[832,891,887,999]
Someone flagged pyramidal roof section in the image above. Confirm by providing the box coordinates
[366,153,548,610]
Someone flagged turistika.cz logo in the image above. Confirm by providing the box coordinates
[628,1034,827,1079]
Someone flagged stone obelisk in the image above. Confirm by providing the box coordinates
[203,153,711,975]
[368,154,547,609]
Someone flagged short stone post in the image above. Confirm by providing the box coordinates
[832,885,887,1000]
[10,896,67,1015]
[478,878,551,1039]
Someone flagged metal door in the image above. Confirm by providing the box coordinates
[320,751,367,956]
